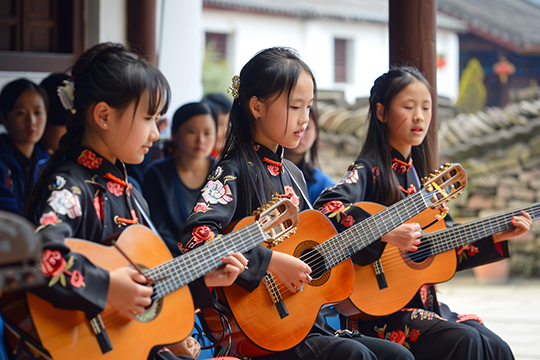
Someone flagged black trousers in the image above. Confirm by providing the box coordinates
[256,332,414,360]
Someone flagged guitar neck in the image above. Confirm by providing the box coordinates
[147,222,263,299]
[421,202,540,256]
[317,190,430,269]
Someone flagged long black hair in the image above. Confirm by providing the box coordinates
[221,47,317,210]
[360,66,434,206]
[25,42,171,220]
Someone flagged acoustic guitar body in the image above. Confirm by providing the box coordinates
[336,203,455,318]
[26,225,194,360]
[215,210,355,357]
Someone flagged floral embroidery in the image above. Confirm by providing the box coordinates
[268,165,280,176]
[342,169,359,184]
[202,180,233,204]
[107,181,125,196]
[457,244,479,263]
[47,189,82,219]
[456,313,484,325]
[375,324,420,349]
[283,185,299,206]
[93,195,103,221]
[180,225,215,252]
[402,308,446,322]
[207,166,223,181]
[48,176,66,191]
[319,200,345,215]
[77,149,103,169]
[319,200,353,226]
[39,211,59,226]
[194,203,212,213]
[41,250,86,288]
[341,214,355,228]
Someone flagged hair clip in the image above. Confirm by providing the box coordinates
[227,75,240,99]
[57,79,77,114]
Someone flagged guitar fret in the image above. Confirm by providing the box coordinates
[147,222,265,299]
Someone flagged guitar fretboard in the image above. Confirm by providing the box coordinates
[411,203,540,259]
[315,188,435,269]
[147,222,264,299]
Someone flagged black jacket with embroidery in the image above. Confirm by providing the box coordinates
[30,146,212,319]
[178,143,309,292]
[314,149,509,312]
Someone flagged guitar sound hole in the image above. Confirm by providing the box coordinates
[405,241,433,263]
[299,248,327,280]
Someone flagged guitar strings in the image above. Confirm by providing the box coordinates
[351,205,540,273]
[269,204,540,296]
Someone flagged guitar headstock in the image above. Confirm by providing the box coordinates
[253,198,299,248]
[421,163,467,208]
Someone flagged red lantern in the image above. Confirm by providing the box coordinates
[492,56,516,84]
[437,54,447,69]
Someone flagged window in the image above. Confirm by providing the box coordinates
[205,32,228,61]
[334,38,350,83]
[0,0,83,72]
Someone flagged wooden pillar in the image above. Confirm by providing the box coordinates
[127,0,157,65]
[389,0,438,168]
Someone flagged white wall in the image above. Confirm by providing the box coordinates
[202,9,461,104]
[157,0,204,136]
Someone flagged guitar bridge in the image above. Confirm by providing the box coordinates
[263,272,289,319]
[373,260,388,290]
[90,315,113,354]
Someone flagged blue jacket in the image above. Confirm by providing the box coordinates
[0,133,49,214]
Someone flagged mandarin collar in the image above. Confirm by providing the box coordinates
[390,147,411,163]
[253,142,284,163]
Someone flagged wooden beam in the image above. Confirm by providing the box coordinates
[127,0,157,65]
[389,0,438,168]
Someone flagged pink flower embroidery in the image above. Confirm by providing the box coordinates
[201,180,233,205]
[39,211,58,226]
[70,270,85,288]
[389,330,406,345]
[41,250,66,277]
[318,200,345,215]
[47,189,82,219]
[267,165,280,176]
[341,215,355,228]
[194,203,210,213]
[180,225,215,252]
[107,181,125,196]
[77,150,103,169]
[283,185,299,206]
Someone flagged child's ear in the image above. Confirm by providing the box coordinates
[376,103,386,123]
[93,101,112,130]
[249,96,262,120]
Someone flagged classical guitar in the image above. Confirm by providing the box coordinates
[3,199,298,360]
[203,163,467,358]
[337,202,540,318]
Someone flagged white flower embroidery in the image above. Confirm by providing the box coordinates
[201,180,233,205]
[47,189,82,219]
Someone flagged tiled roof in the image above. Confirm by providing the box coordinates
[438,0,540,50]
[203,0,467,31]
